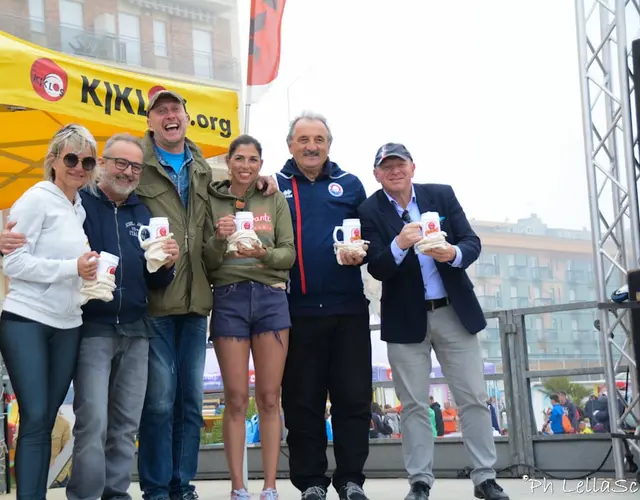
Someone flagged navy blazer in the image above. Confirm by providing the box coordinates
[358,183,486,344]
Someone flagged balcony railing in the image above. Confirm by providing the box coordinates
[532,297,554,306]
[476,295,498,310]
[475,262,500,277]
[0,14,240,86]
[507,265,528,279]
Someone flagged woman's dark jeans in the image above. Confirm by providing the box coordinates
[0,316,81,500]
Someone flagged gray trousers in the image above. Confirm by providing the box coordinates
[66,336,149,500]
[387,306,496,487]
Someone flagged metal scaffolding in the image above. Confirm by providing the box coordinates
[575,0,640,479]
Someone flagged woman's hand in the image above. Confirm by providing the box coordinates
[237,242,267,259]
[215,215,236,240]
[77,251,100,280]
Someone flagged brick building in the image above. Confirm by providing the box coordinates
[0,0,241,90]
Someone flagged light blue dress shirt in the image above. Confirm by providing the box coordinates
[386,185,463,300]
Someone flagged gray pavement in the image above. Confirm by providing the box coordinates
[24,478,640,499]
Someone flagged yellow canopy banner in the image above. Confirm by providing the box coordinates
[0,30,239,210]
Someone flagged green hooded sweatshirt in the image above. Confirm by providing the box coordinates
[203,179,295,287]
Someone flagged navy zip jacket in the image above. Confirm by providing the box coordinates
[80,188,174,324]
[275,159,369,316]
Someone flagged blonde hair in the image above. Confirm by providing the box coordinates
[44,124,99,189]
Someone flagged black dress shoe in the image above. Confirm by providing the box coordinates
[405,481,430,500]
[474,479,509,500]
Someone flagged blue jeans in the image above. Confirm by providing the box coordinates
[138,314,207,500]
[0,316,81,500]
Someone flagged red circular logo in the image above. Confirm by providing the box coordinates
[428,221,436,230]
[30,58,67,102]
[107,266,116,275]
[243,222,251,230]
[158,227,168,237]
[249,370,256,384]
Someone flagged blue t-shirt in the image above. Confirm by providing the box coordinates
[155,146,191,208]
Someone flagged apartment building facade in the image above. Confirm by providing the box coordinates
[0,0,241,89]
[468,214,601,368]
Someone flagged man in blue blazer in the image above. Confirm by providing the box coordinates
[358,143,509,500]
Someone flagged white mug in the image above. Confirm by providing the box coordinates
[420,212,440,237]
[333,218,362,244]
[138,217,170,244]
[235,212,254,232]
[97,251,119,276]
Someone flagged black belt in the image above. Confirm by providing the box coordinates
[426,297,450,312]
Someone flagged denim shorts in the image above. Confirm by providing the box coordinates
[210,281,291,340]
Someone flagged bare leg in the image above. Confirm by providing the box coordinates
[214,338,251,491]
[252,329,290,491]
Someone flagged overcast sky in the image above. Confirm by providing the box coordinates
[232,0,640,231]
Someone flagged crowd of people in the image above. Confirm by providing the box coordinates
[0,89,510,500]
[543,390,633,435]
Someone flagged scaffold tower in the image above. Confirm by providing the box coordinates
[575,0,640,479]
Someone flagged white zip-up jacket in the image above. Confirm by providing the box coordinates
[2,181,90,329]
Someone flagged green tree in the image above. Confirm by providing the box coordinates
[541,376,591,405]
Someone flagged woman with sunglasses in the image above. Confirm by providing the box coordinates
[0,124,100,500]
[203,135,295,500]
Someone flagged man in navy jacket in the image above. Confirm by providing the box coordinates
[70,134,178,500]
[358,144,509,500]
[276,112,372,500]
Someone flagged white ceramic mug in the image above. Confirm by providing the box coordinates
[97,251,119,276]
[420,212,440,237]
[138,217,170,244]
[235,212,254,232]
[333,218,362,244]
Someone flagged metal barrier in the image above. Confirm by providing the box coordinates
[191,300,639,482]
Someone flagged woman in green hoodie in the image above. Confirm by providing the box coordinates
[203,135,295,500]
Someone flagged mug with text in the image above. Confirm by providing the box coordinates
[97,251,119,276]
[333,218,362,244]
[138,217,170,245]
[235,212,255,232]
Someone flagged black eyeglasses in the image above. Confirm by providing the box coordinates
[401,210,412,224]
[63,153,96,171]
[103,156,144,174]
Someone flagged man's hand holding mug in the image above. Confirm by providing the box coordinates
[395,222,423,250]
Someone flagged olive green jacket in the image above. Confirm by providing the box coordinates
[136,131,214,317]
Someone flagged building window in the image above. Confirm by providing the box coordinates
[29,0,45,33]
[59,0,84,54]
[510,286,518,298]
[569,289,576,301]
[117,13,141,66]
[153,20,167,57]
[533,287,541,299]
[193,29,213,79]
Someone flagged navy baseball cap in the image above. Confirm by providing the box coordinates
[374,143,413,168]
